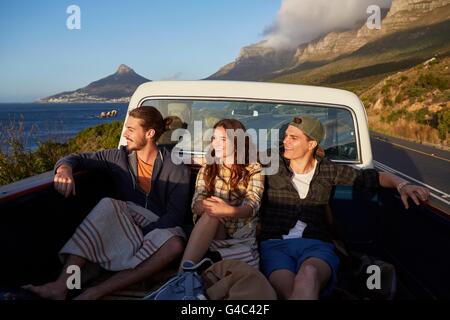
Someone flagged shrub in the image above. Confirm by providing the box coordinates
[406,87,426,100]
[414,108,432,125]
[437,109,450,141]
[416,73,448,90]
[68,121,123,152]
[385,108,408,123]
[395,94,403,104]
[0,121,123,186]
[382,84,391,96]
[385,98,394,107]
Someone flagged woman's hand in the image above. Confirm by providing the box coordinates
[203,196,235,218]
[192,199,208,216]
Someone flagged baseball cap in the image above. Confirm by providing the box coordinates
[289,116,325,144]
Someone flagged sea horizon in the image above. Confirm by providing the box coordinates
[0,103,128,150]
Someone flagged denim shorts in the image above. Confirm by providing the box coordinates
[260,238,340,296]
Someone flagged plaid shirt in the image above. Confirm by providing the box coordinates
[192,163,264,239]
[259,154,379,242]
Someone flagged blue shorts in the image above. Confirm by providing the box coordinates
[259,238,340,297]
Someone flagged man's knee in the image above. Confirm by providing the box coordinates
[98,197,114,207]
[296,264,319,284]
[164,236,185,256]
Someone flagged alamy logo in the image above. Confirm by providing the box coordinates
[66,5,81,30]
[66,265,81,290]
[366,264,381,290]
[366,5,382,30]
[169,121,280,175]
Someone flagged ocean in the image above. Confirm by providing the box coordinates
[0,103,128,150]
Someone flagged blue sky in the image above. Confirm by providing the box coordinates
[0,0,281,102]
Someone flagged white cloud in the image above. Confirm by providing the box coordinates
[263,0,392,49]
[161,72,183,80]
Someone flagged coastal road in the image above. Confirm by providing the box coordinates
[370,132,450,204]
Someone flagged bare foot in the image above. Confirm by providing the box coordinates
[21,281,68,300]
[73,288,101,300]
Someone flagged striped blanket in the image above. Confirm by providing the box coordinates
[210,238,259,269]
[59,197,185,271]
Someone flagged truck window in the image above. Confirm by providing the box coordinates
[140,99,359,163]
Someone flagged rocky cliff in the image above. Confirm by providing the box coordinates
[292,0,449,66]
[208,0,450,80]
[207,41,296,81]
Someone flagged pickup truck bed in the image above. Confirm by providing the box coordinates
[0,165,448,300]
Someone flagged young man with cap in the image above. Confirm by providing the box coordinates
[259,116,429,300]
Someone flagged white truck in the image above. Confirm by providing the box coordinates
[1,81,449,299]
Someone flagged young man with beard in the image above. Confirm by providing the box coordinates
[23,106,191,300]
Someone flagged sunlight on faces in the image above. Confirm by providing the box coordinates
[283,125,318,160]
[123,116,155,151]
[210,126,235,164]
[170,120,279,174]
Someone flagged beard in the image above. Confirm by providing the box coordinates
[127,137,147,151]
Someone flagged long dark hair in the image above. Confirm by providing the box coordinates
[205,119,251,196]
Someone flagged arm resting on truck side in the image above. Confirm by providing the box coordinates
[378,171,430,209]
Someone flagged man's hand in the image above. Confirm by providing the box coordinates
[54,165,76,198]
[399,184,430,209]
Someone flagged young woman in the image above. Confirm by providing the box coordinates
[180,119,264,269]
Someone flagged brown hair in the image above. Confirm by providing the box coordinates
[305,134,325,158]
[205,119,251,196]
[129,106,168,141]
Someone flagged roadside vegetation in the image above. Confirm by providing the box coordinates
[361,56,449,148]
[0,121,123,186]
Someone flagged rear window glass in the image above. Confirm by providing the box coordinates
[140,99,358,162]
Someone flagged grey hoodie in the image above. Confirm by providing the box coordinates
[55,146,191,235]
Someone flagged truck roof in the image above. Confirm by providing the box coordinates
[125,80,373,168]
[130,80,363,107]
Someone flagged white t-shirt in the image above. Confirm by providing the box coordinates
[282,160,317,239]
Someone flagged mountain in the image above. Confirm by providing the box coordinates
[289,0,448,67]
[39,64,150,103]
[207,41,296,81]
[207,0,450,86]
[272,15,450,94]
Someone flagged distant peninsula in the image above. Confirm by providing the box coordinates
[38,64,150,103]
